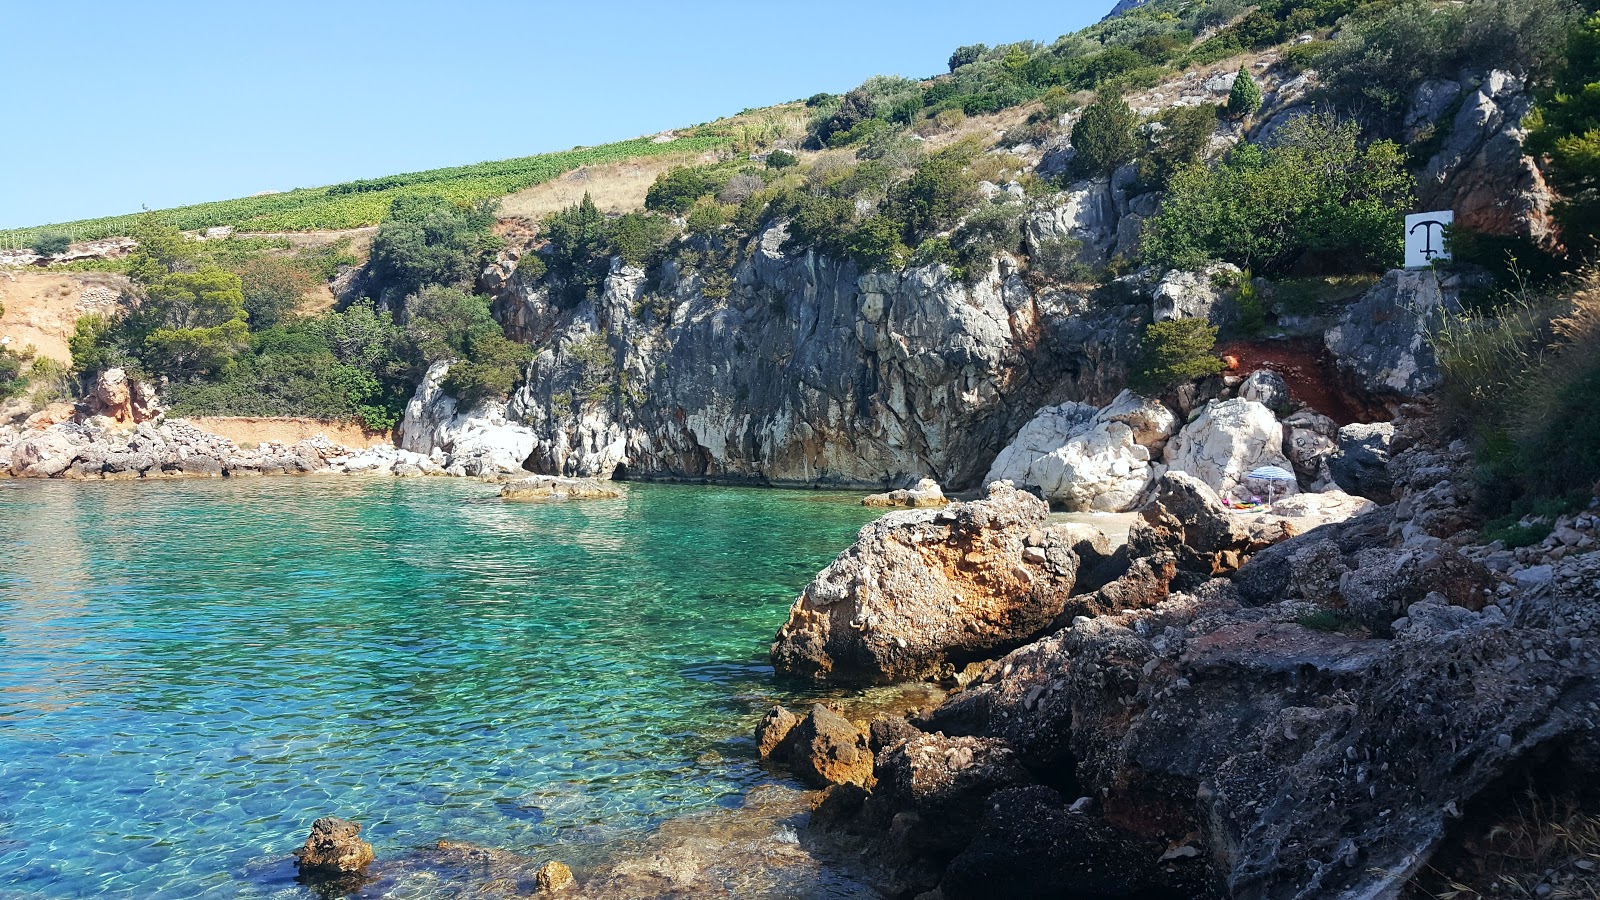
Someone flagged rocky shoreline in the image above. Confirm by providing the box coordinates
[746,407,1600,900]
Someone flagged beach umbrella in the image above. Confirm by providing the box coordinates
[1247,465,1297,483]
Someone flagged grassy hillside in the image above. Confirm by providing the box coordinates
[0,135,727,248]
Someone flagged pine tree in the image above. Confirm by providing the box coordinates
[1227,67,1263,119]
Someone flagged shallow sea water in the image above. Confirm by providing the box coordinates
[0,477,882,898]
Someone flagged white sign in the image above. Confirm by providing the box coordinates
[1405,211,1454,269]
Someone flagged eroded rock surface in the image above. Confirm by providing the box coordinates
[293,816,374,879]
[771,482,1081,684]
[985,390,1178,512]
[1164,398,1296,499]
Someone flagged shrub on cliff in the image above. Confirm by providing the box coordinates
[1526,11,1600,263]
[608,212,676,268]
[1226,68,1262,118]
[404,286,531,404]
[885,139,982,242]
[0,346,28,401]
[367,196,501,302]
[236,256,318,330]
[1133,318,1224,392]
[1143,114,1411,276]
[1316,0,1579,119]
[1139,103,1218,189]
[1070,93,1140,178]
[542,194,612,305]
[31,232,72,257]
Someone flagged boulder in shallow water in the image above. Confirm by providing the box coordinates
[755,705,799,760]
[500,475,622,501]
[771,482,1081,684]
[863,478,948,508]
[535,860,576,893]
[292,816,374,878]
[789,704,874,788]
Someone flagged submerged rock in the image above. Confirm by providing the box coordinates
[292,816,374,879]
[500,475,623,501]
[535,860,576,894]
[771,482,1081,684]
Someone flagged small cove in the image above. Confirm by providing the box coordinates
[0,477,885,897]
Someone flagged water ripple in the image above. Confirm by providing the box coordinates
[0,478,879,898]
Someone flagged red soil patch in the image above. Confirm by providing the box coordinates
[1217,338,1381,425]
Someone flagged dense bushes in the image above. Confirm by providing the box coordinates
[236,256,320,330]
[1071,94,1141,178]
[537,194,681,303]
[0,347,29,401]
[1133,318,1224,392]
[1526,12,1600,262]
[1316,0,1579,119]
[1138,103,1219,189]
[366,196,501,302]
[31,232,72,256]
[1143,115,1411,275]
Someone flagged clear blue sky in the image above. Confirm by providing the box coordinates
[0,1,1111,230]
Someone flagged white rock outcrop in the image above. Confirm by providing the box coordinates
[399,361,539,476]
[985,390,1179,512]
[1164,398,1297,499]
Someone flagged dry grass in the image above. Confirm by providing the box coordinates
[1409,789,1600,900]
[496,151,713,221]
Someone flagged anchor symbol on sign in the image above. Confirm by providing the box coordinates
[1409,219,1449,260]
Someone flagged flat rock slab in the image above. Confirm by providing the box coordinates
[500,476,623,501]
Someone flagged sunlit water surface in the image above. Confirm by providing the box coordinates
[0,477,881,898]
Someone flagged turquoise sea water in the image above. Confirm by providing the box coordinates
[0,477,881,898]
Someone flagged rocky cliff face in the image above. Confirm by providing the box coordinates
[486,227,1144,488]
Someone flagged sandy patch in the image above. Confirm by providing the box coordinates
[181,416,392,449]
[0,271,130,365]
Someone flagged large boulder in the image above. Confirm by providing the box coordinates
[771,482,1082,684]
[984,390,1178,512]
[1329,422,1396,501]
[1325,269,1456,401]
[863,478,948,508]
[9,430,79,478]
[1281,408,1339,485]
[1128,471,1277,577]
[1151,263,1242,325]
[788,704,875,788]
[292,816,374,880]
[1416,70,1559,250]
[1164,398,1297,499]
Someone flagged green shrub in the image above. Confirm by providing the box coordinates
[235,256,318,330]
[543,194,613,305]
[32,232,72,256]
[1029,236,1094,283]
[367,195,500,301]
[1280,40,1332,72]
[955,201,1025,263]
[1226,67,1262,118]
[846,215,911,270]
[885,139,981,242]
[515,252,547,281]
[1526,12,1600,263]
[405,286,531,404]
[1133,318,1224,392]
[1482,516,1555,548]
[912,236,964,278]
[1070,93,1141,178]
[1139,103,1218,189]
[765,149,798,170]
[609,211,677,268]
[685,197,731,237]
[0,347,28,401]
[645,166,715,213]
[1317,0,1578,119]
[1143,114,1411,276]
